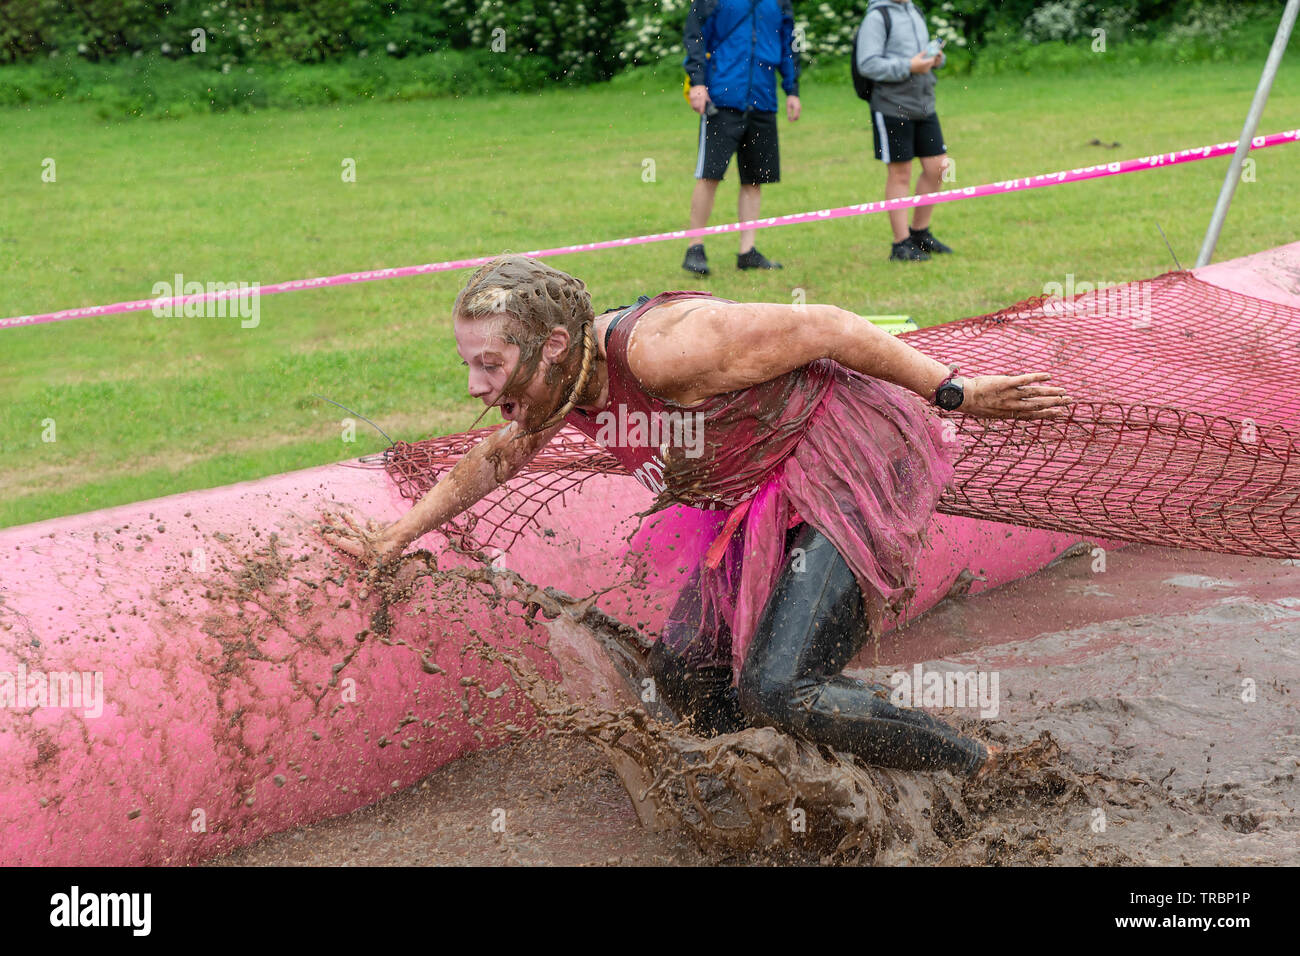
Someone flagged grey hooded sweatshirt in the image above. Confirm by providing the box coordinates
[856,0,940,119]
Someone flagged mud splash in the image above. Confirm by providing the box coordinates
[495,659,1172,864]
[198,535,1296,867]
[362,548,1177,865]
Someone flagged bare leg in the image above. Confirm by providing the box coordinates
[690,178,721,233]
[912,154,947,231]
[885,160,913,242]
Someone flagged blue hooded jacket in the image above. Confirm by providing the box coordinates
[683,0,799,113]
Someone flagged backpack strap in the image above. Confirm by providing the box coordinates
[851,5,892,98]
[855,6,892,66]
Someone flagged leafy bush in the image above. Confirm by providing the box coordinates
[1023,1,1123,43]
[464,0,631,85]
[976,2,1285,75]
[620,0,690,67]
[1167,0,1255,42]
[615,0,1279,71]
[1,1,628,85]
[0,48,552,117]
[0,0,1292,116]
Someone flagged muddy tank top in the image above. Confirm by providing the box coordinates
[565,291,838,511]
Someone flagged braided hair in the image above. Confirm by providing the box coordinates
[453,255,597,436]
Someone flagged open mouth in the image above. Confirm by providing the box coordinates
[499,400,518,420]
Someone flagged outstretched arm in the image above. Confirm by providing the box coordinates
[628,301,1068,419]
[323,420,562,565]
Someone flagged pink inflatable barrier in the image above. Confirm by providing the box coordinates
[0,459,1080,866]
[1192,239,1300,309]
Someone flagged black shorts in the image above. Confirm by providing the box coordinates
[695,107,780,184]
[872,111,946,164]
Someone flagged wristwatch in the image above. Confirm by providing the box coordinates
[932,368,965,410]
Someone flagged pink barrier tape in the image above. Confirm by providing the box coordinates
[4,128,1297,332]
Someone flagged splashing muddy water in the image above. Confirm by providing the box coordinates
[212,543,1299,866]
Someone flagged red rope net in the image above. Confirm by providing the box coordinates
[378,272,1300,558]
[380,425,625,554]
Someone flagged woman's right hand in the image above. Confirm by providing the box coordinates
[320,511,412,570]
[909,52,937,74]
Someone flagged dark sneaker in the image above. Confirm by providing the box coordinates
[890,236,931,262]
[910,226,953,254]
[737,247,782,270]
[682,243,710,275]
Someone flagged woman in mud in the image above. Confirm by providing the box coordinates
[325,255,1069,778]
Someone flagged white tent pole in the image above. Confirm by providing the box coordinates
[1195,0,1299,268]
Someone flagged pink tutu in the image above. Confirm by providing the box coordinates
[625,364,956,679]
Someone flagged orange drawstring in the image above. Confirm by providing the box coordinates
[703,498,752,569]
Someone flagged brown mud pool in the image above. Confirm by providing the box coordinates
[210,544,1299,866]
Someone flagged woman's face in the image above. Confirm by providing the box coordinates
[454,314,568,429]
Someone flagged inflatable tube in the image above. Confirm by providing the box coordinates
[0,460,1081,865]
[1193,240,1300,309]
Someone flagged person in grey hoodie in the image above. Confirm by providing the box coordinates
[857,0,954,262]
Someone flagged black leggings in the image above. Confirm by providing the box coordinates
[648,524,987,776]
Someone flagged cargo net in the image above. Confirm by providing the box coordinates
[378,425,627,554]
[377,272,1300,558]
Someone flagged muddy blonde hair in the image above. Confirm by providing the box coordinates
[453,255,597,433]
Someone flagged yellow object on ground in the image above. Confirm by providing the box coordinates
[865,315,917,335]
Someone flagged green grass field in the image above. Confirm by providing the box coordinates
[2,57,1298,527]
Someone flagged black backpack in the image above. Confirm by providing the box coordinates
[851,6,892,102]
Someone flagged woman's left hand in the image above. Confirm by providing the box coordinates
[960,373,1070,420]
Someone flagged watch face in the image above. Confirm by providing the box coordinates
[936,382,964,410]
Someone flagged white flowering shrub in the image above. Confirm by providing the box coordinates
[1022,1,1143,44]
[2,0,1277,78]
[462,0,631,83]
[929,3,970,49]
[1022,0,1089,43]
[1166,0,1250,42]
[795,2,861,60]
[620,0,690,65]
[620,0,967,68]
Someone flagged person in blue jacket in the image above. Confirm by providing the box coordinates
[682,0,801,276]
